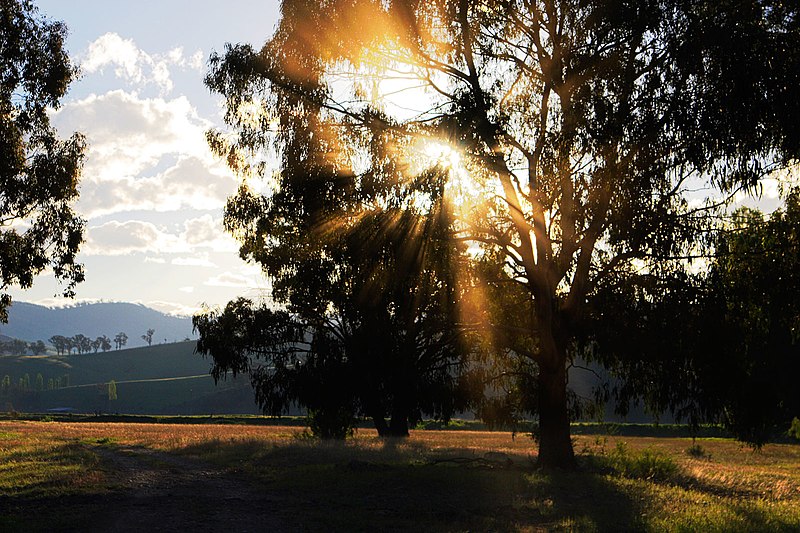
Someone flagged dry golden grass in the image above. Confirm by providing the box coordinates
[1,420,799,532]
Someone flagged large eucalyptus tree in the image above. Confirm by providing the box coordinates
[0,0,85,320]
[205,0,799,467]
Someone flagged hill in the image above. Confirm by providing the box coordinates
[0,301,195,348]
[0,341,262,415]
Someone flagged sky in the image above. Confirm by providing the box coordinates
[8,1,789,317]
[8,1,283,316]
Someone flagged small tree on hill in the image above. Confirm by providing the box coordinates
[97,335,112,352]
[141,328,155,346]
[28,340,46,355]
[114,332,128,350]
[49,335,67,355]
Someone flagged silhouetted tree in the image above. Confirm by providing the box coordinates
[114,332,127,350]
[141,328,155,346]
[207,0,800,467]
[49,335,67,355]
[196,131,476,437]
[96,335,111,353]
[71,334,91,355]
[28,340,46,355]
[0,0,86,322]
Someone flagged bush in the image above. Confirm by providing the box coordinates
[599,442,679,481]
[686,443,711,460]
[306,407,355,440]
[788,417,800,441]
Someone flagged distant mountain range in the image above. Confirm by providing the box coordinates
[0,302,196,348]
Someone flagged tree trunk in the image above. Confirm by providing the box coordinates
[537,356,576,469]
[387,410,410,437]
[372,414,389,437]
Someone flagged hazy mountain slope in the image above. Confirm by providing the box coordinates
[0,341,262,415]
[0,302,195,347]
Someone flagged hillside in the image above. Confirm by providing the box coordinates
[0,301,195,347]
[0,341,262,415]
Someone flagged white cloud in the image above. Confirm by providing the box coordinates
[51,90,239,218]
[82,33,147,84]
[189,50,205,70]
[204,272,256,288]
[141,300,201,318]
[77,155,237,218]
[83,220,183,256]
[55,90,211,180]
[171,256,217,268]
[82,214,238,257]
[178,286,195,293]
[81,33,204,94]
[180,214,239,253]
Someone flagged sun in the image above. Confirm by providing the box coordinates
[412,139,482,204]
[419,140,463,170]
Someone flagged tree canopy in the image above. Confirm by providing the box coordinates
[0,0,86,321]
[203,0,799,467]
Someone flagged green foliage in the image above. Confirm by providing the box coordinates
[788,418,800,441]
[583,189,800,446]
[306,408,355,440]
[107,380,117,401]
[205,0,800,467]
[598,442,680,482]
[0,0,86,321]
[686,443,712,460]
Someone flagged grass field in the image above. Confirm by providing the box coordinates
[1,421,798,531]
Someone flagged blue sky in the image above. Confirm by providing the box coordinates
[7,1,282,315]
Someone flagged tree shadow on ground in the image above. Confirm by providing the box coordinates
[178,437,644,531]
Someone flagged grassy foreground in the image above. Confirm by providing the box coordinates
[1,421,798,531]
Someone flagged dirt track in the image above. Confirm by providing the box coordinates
[74,446,292,532]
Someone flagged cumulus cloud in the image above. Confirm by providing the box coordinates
[81,33,203,94]
[54,90,212,181]
[83,220,183,255]
[180,214,239,253]
[77,155,237,218]
[171,256,217,268]
[50,90,240,218]
[82,214,238,257]
[204,272,256,288]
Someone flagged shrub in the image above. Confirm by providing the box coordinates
[686,443,711,460]
[603,442,679,481]
[788,417,800,441]
[306,407,355,440]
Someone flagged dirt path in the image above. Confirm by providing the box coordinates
[84,445,292,532]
